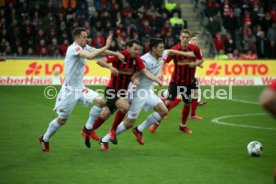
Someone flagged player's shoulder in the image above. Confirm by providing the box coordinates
[141,52,151,60]
[68,43,82,52]
[171,43,181,50]
[188,43,200,50]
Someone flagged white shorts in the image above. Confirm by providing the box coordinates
[127,89,162,119]
[54,86,100,119]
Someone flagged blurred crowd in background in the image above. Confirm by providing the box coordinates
[199,0,276,59]
[0,0,276,59]
[0,0,183,57]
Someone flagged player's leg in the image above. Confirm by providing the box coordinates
[100,93,144,150]
[190,89,203,120]
[179,86,192,134]
[134,97,168,144]
[197,84,207,106]
[108,98,129,144]
[39,89,77,152]
[91,87,117,131]
[190,79,203,119]
[99,90,130,151]
[81,89,106,141]
[149,82,177,133]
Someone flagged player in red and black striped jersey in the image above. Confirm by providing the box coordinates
[162,33,206,121]
[105,50,145,92]
[150,29,204,134]
[82,39,162,148]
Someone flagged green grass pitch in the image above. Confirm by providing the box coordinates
[0,86,275,184]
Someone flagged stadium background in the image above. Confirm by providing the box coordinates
[0,0,276,184]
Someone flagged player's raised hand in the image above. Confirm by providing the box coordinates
[109,66,119,76]
[189,62,197,68]
[185,51,195,58]
[105,34,113,48]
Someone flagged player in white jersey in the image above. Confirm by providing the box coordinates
[38,27,124,152]
[99,38,195,150]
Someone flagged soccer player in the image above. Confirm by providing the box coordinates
[161,32,206,121]
[149,29,203,134]
[98,38,195,150]
[38,27,123,152]
[81,39,163,148]
[260,80,276,118]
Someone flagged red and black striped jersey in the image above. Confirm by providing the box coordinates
[106,50,145,91]
[164,43,202,85]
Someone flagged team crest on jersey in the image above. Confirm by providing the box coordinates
[76,47,81,52]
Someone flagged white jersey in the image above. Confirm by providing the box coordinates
[138,51,168,90]
[63,42,95,90]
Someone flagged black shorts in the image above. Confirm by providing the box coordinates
[167,82,193,104]
[104,87,127,114]
[191,78,199,90]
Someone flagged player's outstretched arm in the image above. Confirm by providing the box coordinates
[103,50,125,61]
[157,60,166,81]
[79,34,112,60]
[166,49,195,58]
[96,57,119,76]
[140,69,162,87]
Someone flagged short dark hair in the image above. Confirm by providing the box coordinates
[72,27,86,39]
[191,32,199,38]
[180,29,191,36]
[149,38,163,51]
[125,39,140,48]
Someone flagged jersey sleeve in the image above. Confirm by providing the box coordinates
[72,45,83,56]
[194,46,203,60]
[135,55,146,71]
[164,54,173,63]
[106,55,119,64]
[84,45,96,52]
[162,50,169,60]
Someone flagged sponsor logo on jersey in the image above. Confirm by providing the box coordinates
[118,70,134,75]
[177,61,191,65]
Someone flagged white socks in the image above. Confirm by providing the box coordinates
[85,106,102,129]
[137,112,161,132]
[43,119,61,142]
[102,122,127,142]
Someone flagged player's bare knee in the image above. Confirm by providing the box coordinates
[159,108,168,118]
[57,118,67,125]
[121,105,129,113]
[93,96,106,108]
[100,109,111,120]
[124,119,135,129]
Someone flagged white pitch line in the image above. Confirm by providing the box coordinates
[226,98,260,105]
[211,113,276,131]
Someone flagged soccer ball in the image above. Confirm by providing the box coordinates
[247,141,263,157]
